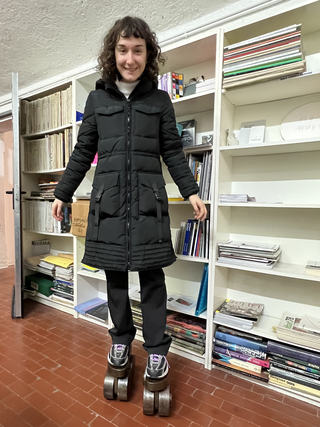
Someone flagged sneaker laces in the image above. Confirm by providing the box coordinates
[150,354,170,368]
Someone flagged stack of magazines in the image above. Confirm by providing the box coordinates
[217,240,281,269]
[214,299,264,330]
[268,340,320,399]
[219,194,256,203]
[223,24,305,89]
[166,312,206,355]
[276,312,320,350]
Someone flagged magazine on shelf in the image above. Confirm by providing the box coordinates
[276,312,320,350]
[215,299,264,321]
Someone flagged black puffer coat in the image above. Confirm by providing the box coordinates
[54,78,199,271]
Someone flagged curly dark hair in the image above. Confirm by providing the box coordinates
[97,16,165,85]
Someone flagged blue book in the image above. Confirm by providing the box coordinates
[182,219,194,255]
[195,264,208,316]
[268,340,320,366]
[74,297,107,315]
[215,331,267,352]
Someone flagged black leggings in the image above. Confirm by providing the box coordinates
[105,268,172,355]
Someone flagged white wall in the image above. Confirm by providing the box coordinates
[0,128,14,268]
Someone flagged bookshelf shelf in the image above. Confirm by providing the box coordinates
[176,254,208,263]
[173,90,215,117]
[22,168,65,175]
[216,261,320,282]
[23,229,73,237]
[78,270,105,280]
[220,138,320,157]
[218,203,320,209]
[22,123,73,139]
[27,293,74,314]
[223,72,320,106]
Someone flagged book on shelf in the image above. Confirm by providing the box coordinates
[212,357,269,382]
[178,119,196,148]
[305,260,320,277]
[219,194,256,203]
[214,299,264,322]
[214,338,267,360]
[217,239,281,269]
[269,352,320,372]
[270,359,320,381]
[215,330,268,353]
[158,71,184,99]
[217,326,265,342]
[269,374,320,398]
[74,298,107,316]
[212,350,263,373]
[166,312,206,334]
[267,340,320,366]
[269,366,320,391]
[275,311,320,350]
[213,346,270,368]
[85,301,109,322]
[166,294,196,313]
[195,264,208,316]
[222,24,305,89]
[21,86,72,135]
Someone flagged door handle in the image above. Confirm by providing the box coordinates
[6,188,26,209]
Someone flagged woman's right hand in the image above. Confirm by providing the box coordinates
[52,198,64,221]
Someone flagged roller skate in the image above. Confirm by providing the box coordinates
[143,354,172,416]
[103,344,135,401]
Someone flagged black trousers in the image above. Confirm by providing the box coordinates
[105,268,172,355]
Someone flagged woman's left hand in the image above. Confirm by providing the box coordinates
[188,194,207,221]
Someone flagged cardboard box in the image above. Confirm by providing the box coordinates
[71,200,90,237]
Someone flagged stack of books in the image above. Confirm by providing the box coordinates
[158,71,184,99]
[223,24,305,89]
[219,194,256,203]
[166,312,206,355]
[213,327,269,382]
[74,298,108,322]
[217,240,281,269]
[186,151,212,202]
[268,340,320,399]
[51,279,74,305]
[213,299,264,330]
[174,218,210,259]
[24,200,71,233]
[276,312,320,350]
[195,78,215,93]
[130,300,143,330]
[39,255,73,280]
[305,260,320,277]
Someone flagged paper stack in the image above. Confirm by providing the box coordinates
[223,24,305,89]
[219,194,256,203]
[305,260,320,277]
[214,299,264,330]
[217,240,281,269]
[276,312,320,350]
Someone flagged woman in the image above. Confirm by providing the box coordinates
[52,16,207,380]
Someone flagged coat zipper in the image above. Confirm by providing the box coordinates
[126,99,131,270]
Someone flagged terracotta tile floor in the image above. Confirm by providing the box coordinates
[1,266,320,427]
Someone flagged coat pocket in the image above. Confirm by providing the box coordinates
[134,105,162,138]
[95,105,124,138]
[138,173,168,242]
[90,172,120,219]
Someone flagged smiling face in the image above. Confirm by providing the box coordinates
[115,35,147,83]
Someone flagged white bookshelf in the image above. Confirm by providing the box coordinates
[209,1,320,406]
